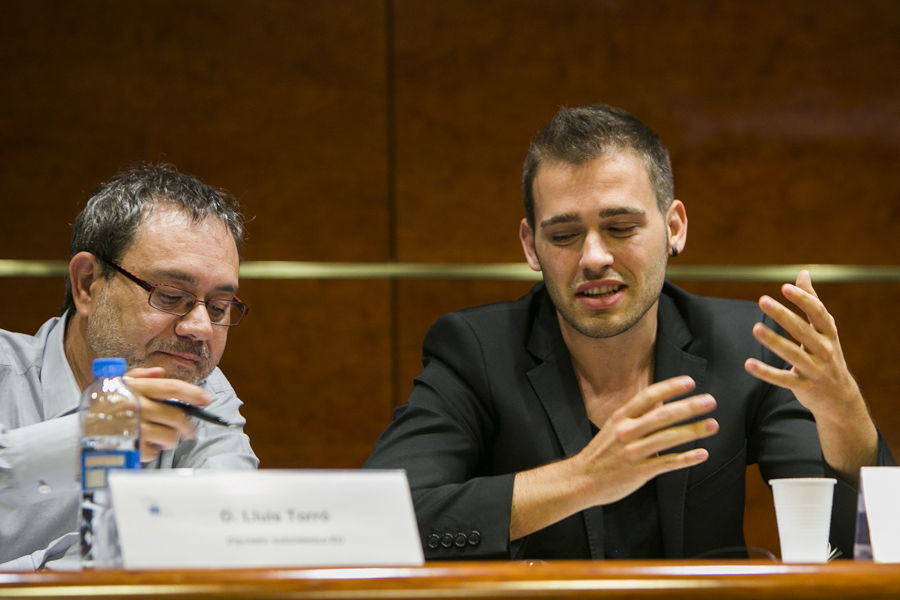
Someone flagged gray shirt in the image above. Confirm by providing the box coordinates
[0,315,258,569]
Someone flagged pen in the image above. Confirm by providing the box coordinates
[157,399,238,428]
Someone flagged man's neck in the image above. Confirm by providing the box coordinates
[560,304,659,425]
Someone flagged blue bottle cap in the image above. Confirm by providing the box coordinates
[91,357,127,378]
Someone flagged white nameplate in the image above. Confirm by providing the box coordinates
[108,469,424,569]
[860,466,900,562]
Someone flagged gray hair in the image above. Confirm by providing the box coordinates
[62,163,245,315]
[522,104,674,229]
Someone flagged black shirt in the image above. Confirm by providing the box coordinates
[590,423,665,558]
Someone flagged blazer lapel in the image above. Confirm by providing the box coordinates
[525,292,606,558]
[653,292,708,558]
[525,304,591,458]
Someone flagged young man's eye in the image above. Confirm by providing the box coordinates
[608,226,638,236]
[549,232,579,244]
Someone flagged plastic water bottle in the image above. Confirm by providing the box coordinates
[78,357,141,568]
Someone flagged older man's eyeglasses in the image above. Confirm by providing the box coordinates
[101,258,248,327]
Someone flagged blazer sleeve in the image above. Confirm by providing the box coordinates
[364,311,517,559]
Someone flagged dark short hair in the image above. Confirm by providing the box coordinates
[62,163,245,315]
[522,104,674,229]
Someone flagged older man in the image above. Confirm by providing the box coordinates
[0,164,258,569]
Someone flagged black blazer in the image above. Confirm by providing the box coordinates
[365,282,894,559]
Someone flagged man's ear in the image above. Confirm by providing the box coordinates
[666,200,688,256]
[68,252,103,316]
[519,218,542,272]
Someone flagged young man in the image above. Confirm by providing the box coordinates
[364,104,894,560]
[0,164,258,569]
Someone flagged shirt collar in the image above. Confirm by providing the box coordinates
[42,312,82,418]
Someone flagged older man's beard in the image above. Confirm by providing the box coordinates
[145,338,214,384]
[85,291,214,384]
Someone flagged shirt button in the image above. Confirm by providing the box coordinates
[454,533,468,548]
[427,533,441,549]
[441,533,454,548]
[468,530,481,546]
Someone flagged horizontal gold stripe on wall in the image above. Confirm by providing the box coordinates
[1,259,899,282]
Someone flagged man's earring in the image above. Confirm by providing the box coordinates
[670,247,679,257]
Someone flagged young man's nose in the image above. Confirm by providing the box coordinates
[579,231,614,270]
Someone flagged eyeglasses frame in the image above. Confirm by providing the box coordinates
[99,257,248,327]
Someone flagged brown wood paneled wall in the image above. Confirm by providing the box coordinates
[2,0,898,560]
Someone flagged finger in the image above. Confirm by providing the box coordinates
[624,417,719,460]
[617,376,696,420]
[780,283,836,338]
[794,269,818,298]
[140,439,162,463]
[744,357,804,390]
[758,296,831,357]
[140,398,196,440]
[642,447,711,479]
[124,367,166,379]
[750,322,820,376]
[140,419,184,452]
[616,394,716,442]
[772,271,831,338]
[125,376,212,407]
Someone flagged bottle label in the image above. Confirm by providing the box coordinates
[81,449,141,490]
